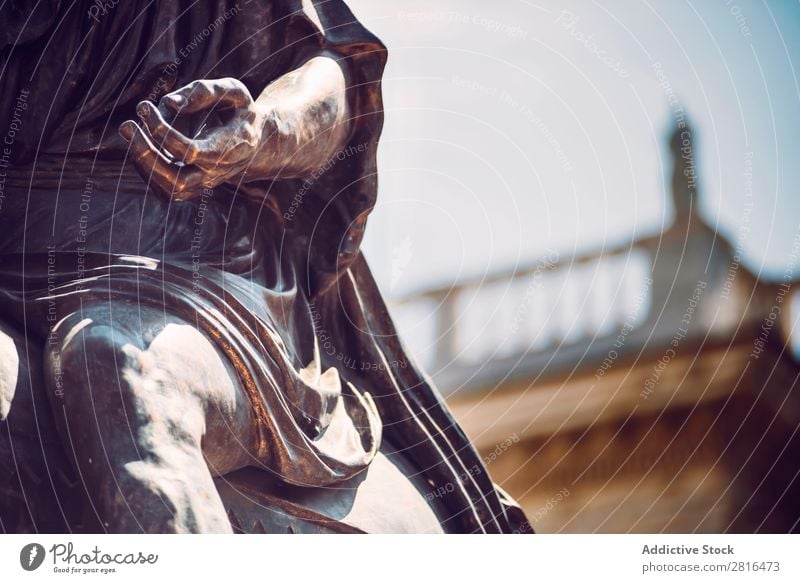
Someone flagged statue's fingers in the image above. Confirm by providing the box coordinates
[119,120,205,200]
[136,101,210,165]
[159,78,252,114]
[120,119,175,177]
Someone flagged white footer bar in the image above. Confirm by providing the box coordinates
[1,534,797,582]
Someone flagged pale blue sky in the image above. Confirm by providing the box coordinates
[348,0,800,297]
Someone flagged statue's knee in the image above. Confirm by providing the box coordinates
[44,307,250,472]
[48,318,129,392]
[45,313,160,443]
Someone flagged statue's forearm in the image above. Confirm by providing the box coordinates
[251,53,352,180]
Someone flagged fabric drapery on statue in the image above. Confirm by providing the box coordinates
[0,0,529,533]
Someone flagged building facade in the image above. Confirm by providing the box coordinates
[390,127,800,533]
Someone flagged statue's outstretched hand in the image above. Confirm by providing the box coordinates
[120,56,351,202]
[119,78,263,201]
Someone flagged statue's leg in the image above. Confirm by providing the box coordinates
[44,301,258,533]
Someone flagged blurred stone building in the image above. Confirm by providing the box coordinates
[390,127,800,533]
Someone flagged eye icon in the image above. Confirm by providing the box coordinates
[20,543,46,571]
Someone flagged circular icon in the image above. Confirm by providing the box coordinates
[19,543,46,571]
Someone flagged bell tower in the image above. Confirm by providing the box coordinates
[669,122,699,224]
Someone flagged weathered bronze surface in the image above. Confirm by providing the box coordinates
[0,0,530,533]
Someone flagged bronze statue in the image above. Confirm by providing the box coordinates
[0,0,529,534]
